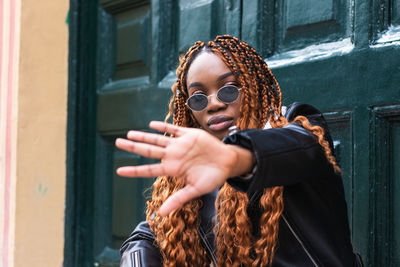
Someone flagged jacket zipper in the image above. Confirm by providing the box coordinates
[281,214,319,267]
[198,226,218,266]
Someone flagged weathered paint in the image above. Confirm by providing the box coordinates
[267,38,354,68]
[373,24,400,47]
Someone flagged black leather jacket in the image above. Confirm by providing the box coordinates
[120,103,362,267]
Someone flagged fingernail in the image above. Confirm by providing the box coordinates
[116,167,129,176]
[150,121,161,126]
[116,138,130,146]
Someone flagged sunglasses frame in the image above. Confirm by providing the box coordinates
[185,85,242,112]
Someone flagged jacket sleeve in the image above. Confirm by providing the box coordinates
[223,102,336,195]
[120,221,162,267]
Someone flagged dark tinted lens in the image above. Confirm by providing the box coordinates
[217,85,239,103]
[187,94,208,111]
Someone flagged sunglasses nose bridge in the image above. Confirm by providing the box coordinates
[207,92,226,107]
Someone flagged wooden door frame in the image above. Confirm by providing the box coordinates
[65,0,99,266]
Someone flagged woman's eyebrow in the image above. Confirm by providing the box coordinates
[188,72,234,89]
[188,82,203,89]
[217,72,234,81]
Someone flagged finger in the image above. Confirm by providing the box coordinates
[127,131,170,147]
[158,185,201,216]
[149,121,186,137]
[115,138,165,159]
[116,163,167,178]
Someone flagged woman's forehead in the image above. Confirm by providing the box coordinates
[186,52,232,86]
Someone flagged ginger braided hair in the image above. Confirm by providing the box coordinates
[146,35,340,266]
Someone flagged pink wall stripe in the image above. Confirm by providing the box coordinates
[0,0,5,263]
[2,0,16,266]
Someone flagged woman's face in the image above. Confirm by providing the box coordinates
[186,52,242,140]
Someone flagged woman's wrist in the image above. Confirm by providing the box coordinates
[225,144,256,178]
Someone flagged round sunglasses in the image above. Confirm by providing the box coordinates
[186,85,241,112]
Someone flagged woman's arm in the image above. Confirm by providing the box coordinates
[224,102,336,194]
[224,124,331,192]
[115,122,254,216]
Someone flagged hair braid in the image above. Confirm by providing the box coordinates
[252,187,284,267]
[292,115,341,174]
[215,185,253,267]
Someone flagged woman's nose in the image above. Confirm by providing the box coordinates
[206,93,226,112]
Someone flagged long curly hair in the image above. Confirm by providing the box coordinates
[146,35,340,266]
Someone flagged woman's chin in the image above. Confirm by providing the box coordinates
[205,128,229,140]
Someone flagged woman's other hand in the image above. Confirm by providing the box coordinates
[115,121,254,216]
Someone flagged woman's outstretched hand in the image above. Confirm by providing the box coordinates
[115,121,254,216]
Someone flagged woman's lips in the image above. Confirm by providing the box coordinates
[207,115,234,131]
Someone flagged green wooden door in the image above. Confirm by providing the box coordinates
[67,0,400,266]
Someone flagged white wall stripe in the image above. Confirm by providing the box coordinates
[0,0,20,266]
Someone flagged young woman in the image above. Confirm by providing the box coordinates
[116,35,362,266]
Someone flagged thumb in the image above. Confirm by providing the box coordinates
[158,185,201,216]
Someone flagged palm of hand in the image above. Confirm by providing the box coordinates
[115,122,235,216]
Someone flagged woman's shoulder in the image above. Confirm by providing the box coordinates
[285,102,324,121]
[120,221,163,267]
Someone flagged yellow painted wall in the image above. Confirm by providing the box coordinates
[13,0,69,266]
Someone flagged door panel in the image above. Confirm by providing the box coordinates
[325,111,354,231]
[392,121,400,267]
[111,149,155,248]
[371,105,400,266]
[114,5,150,80]
[277,0,351,52]
[395,0,400,24]
[178,0,216,52]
